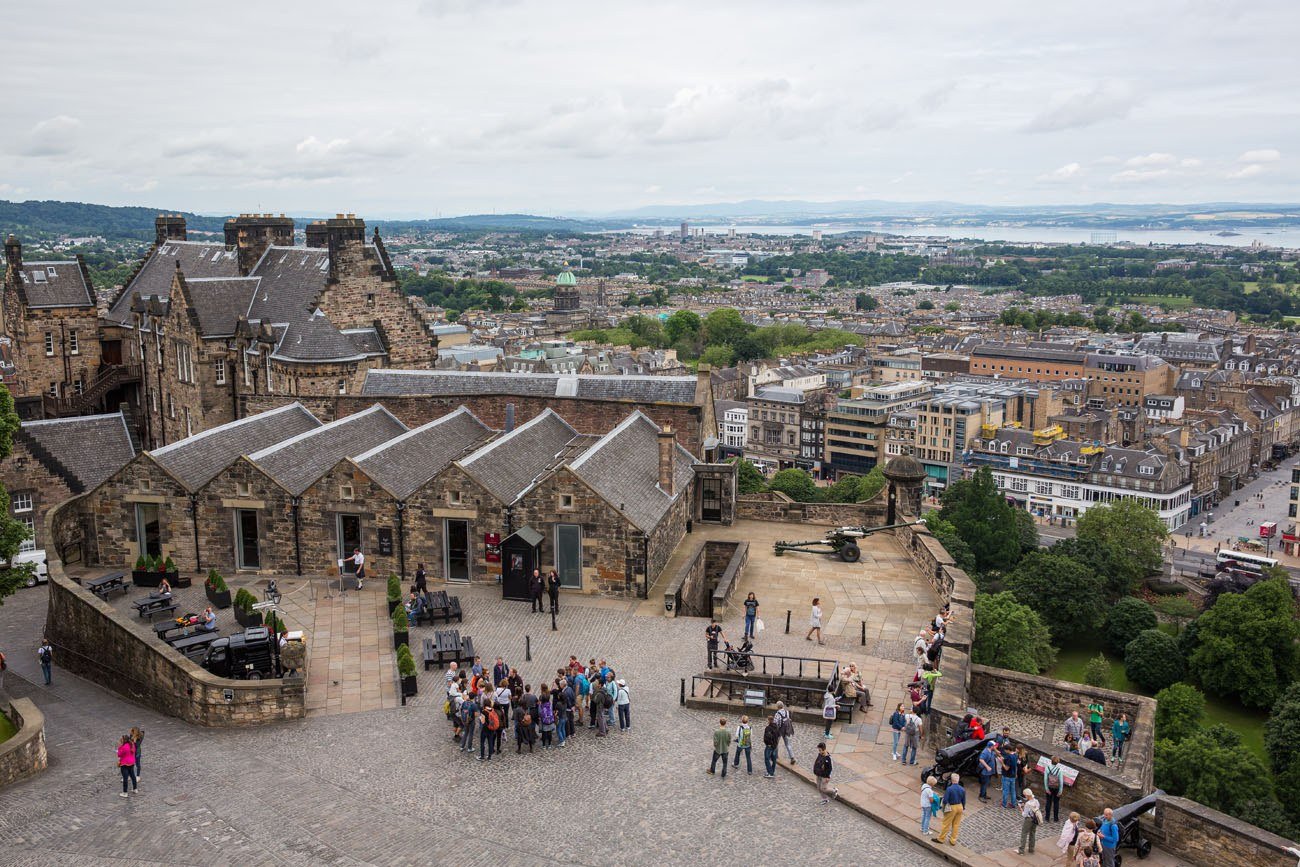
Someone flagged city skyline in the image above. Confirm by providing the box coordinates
[2,1,1296,216]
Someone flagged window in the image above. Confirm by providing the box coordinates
[167,393,175,418]
[1061,485,1080,499]
[1139,466,1155,476]
[47,382,58,398]
[340,484,355,501]
[215,357,226,385]
[139,479,152,493]
[366,293,375,307]
[18,516,35,553]
[12,492,33,513]
[184,407,192,438]
[337,379,347,395]
[44,332,54,356]
[73,378,83,395]
[559,493,574,510]
[264,354,273,393]
[448,490,463,506]
[1011,477,1029,492]
[1036,481,1052,495]
[236,481,252,497]
[243,351,251,387]
[68,330,79,355]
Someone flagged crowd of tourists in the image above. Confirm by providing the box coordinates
[443,655,631,760]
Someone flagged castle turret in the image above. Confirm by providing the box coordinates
[224,213,295,275]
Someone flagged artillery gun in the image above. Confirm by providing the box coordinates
[773,519,926,562]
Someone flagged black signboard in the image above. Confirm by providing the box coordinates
[377,527,394,557]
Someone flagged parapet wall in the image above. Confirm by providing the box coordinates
[43,498,305,727]
[736,490,888,526]
[0,695,47,787]
[1149,795,1297,867]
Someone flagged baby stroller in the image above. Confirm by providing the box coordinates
[724,639,755,673]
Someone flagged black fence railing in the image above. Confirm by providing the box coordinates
[729,651,840,682]
[689,673,855,722]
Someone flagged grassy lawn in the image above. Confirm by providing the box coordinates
[1047,641,1268,761]
[1126,294,1195,309]
[740,275,771,283]
[0,710,16,743]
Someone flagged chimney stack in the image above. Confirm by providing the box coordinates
[658,424,675,495]
[155,214,187,244]
[305,220,328,249]
[505,402,516,433]
[225,214,295,275]
[4,234,21,274]
[324,214,366,279]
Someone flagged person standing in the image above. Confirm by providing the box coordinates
[459,691,479,753]
[708,718,731,777]
[129,726,144,782]
[773,701,796,764]
[1018,788,1042,855]
[117,734,137,797]
[732,715,754,774]
[1064,710,1085,745]
[529,569,544,613]
[344,547,366,589]
[546,570,560,613]
[805,598,824,644]
[901,708,923,765]
[1111,713,1131,761]
[821,688,838,739]
[1000,742,1019,808]
[615,679,631,731]
[920,776,940,835]
[494,682,512,751]
[813,742,838,803]
[413,562,427,594]
[1057,811,1082,862]
[889,703,906,761]
[934,773,966,845]
[37,638,52,686]
[1041,754,1065,822]
[537,689,556,749]
[705,619,724,668]
[1087,699,1105,742]
[1098,808,1120,867]
[591,683,609,737]
[742,592,760,640]
[479,699,499,760]
[762,715,780,778]
[977,740,998,802]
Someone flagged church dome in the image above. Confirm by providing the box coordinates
[556,271,577,286]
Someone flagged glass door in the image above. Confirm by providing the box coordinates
[135,503,161,558]
[235,509,260,570]
[445,519,470,582]
[555,523,582,588]
[701,477,723,522]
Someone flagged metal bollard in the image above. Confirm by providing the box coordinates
[861,620,866,646]
[551,609,557,631]
[526,634,531,661]
[680,678,686,706]
[785,609,791,634]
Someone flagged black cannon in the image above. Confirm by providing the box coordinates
[1096,790,1162,863]
[774,519,927,563]
[920,736,986,788]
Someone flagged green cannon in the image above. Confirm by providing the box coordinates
[773,519,927,563]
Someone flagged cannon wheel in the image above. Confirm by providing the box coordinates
[840,543,861,563]
[1137,839,1151,859]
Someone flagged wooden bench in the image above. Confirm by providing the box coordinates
[141,602,179,622]
[428,629,462,666]
[87,571,128,600]
[421,591,463,624]
[459,634,475,666]
[169,630,221,660]
[836,696,855,723]
[422,637,438,671]
[155,619,198,642]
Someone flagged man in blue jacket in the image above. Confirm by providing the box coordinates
[1098,807,1120,867]
[977,740,998,801]
[933,773,966,846]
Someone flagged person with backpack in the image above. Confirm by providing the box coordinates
[604,674,618,727]
[494,682,512,751]
[1041,754,1066,822]
[591,683,609,737]
[901,709,923,765]
[537,687,557,748]
[1098,808,1120,867]
[515,708,535,753]
[762,715,780,778]
[1074,820,1101,867]
[615,679,631,731]
[889,703,907,761]
[708,717,731,777]
[1018,788,1043,855]
[37,638,52,686]
[732,715,754,774]
[773,701,796,763]
[813,742,837,803]
[116,734,137,797]
[479,699,500,760]
[574,667,591,727]
[561,677,576,745]
[920,775,941,835]
[459,692,479,753]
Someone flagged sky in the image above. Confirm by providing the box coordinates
[2,0,1297,218]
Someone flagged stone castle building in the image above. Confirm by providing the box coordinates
[2,213,439,449]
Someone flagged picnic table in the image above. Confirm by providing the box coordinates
[413,591,463,625]
[154,616,201,641]
[422,629,474,669]
[86,571,128,600]
[133,593,179,620]
[169,630,221,660]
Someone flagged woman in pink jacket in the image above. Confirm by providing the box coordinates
[117,734,138,797]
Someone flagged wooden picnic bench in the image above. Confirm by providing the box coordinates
[154,617,200,641]
[420,591,463,624]
[133,594,179,620]
[86,571,128,600]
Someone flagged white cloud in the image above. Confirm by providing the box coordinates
[643,184,662,194]
[1179,157,1203,167]
[1024,81,1136,133]
[1238,148,1281,163]
[1125,152,1176,168]
[1228,164,1265,180]
[1110,168,1171,183]
[17,115,82,157]
[1038,162,1082,181]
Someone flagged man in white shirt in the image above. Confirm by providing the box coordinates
[345,548,366,589]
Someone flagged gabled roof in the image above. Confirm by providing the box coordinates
[354,407,494,499]
[458,409,581,504]
[19,412,136,493]
[272,309,369,362]
[108,241,240,324]
[181,277,260,337]
[568,411,696,532]
[249,404,408,495]
[362,369,700,404]
[150,403,321,491]
[245,246,330,325]
[15,260,94,308]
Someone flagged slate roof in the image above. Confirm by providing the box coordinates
[362,369,699,404]
[272,309,368,362]
[181,277,260,336]
[458,409,581,504]
[16,261,94,308]
[568,411,696,532]
[249,404,408,495]
[150,403,322,491]
[341,328,386,356]
[108,241,240,324]
[19,412,136,493]
[245,246,330,324]
[354,407,494,499]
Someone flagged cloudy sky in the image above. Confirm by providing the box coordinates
[2,1,1296,217]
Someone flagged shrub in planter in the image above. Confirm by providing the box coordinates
[233,587,263,628]
[132,554,162,587]
[397,644,418,697]
[205,569,232,609]
[386,573,401,614]
[392,605,409,649]
[265,611,286,635]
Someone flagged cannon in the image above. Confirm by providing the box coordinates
[774,519,926,563]
[1096,790,1163,863]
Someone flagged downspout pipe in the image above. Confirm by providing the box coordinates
[396,501,407,583]
[291,496,302,576]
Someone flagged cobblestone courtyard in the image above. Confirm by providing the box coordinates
[0,579,945,867]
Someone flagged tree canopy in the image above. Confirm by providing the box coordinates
[1124,629,1185,692]
[768,469,819,503]
[729,458,766,495]
[1155,731,1274,819]
[1154,683,1206,743]
[0,386,30,604]
[1186,577,1300,708]
[1075,499,1167,595]
[972,591,1057,674]
[1105,597,1158,655]
[1005,551,1106,640]
[936,467,1022,575]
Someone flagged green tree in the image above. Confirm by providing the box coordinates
[0,386,30,604]
[1186,577,1300,708]
[1124,629,1185,692]
[824,466,885,504]
[1083,653,1111,688]
[916,299,934,310]
[698,344,735,368]
[664,309,701,346]
[1075,499,1167,595]
[1105,598,1158,655]
[972,591,1057,674]
[1154,683,1206,742]
[702,308,752,347]
[768,468,820,503]
[1155,731,1273,818]
[854,292,879,311]
[943,301,960,312]
[1012,508,1038,554]
[1264,682,1300,780]
[937,467,1022,574]
[1049,536,1126,599]
[925,516,977,576]
[729,458,766,495]
[1005,551,1106,640]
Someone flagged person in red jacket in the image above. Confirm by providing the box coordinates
[117,734,138,797]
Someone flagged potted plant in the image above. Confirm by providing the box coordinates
[397,644,418,698]
[233,587,264,628]
[205,569,232,609]
[392,605,409,650]
[131,554,155,587]
[386,573,402,615]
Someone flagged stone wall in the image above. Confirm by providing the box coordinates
[736,491,888,526]
[1149,795,1297,867]
[0,695,47,787]
[0,434,75,553]
[43,498,306,726]
[664,539,748,618]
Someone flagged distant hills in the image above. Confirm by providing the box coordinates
[4,197,1300,244]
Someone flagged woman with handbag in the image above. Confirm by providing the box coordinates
[821,688,838,739]
[1018,788,1043,855]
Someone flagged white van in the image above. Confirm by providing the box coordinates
[4,549,48,587]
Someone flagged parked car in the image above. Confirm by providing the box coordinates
[2,549,48,588]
